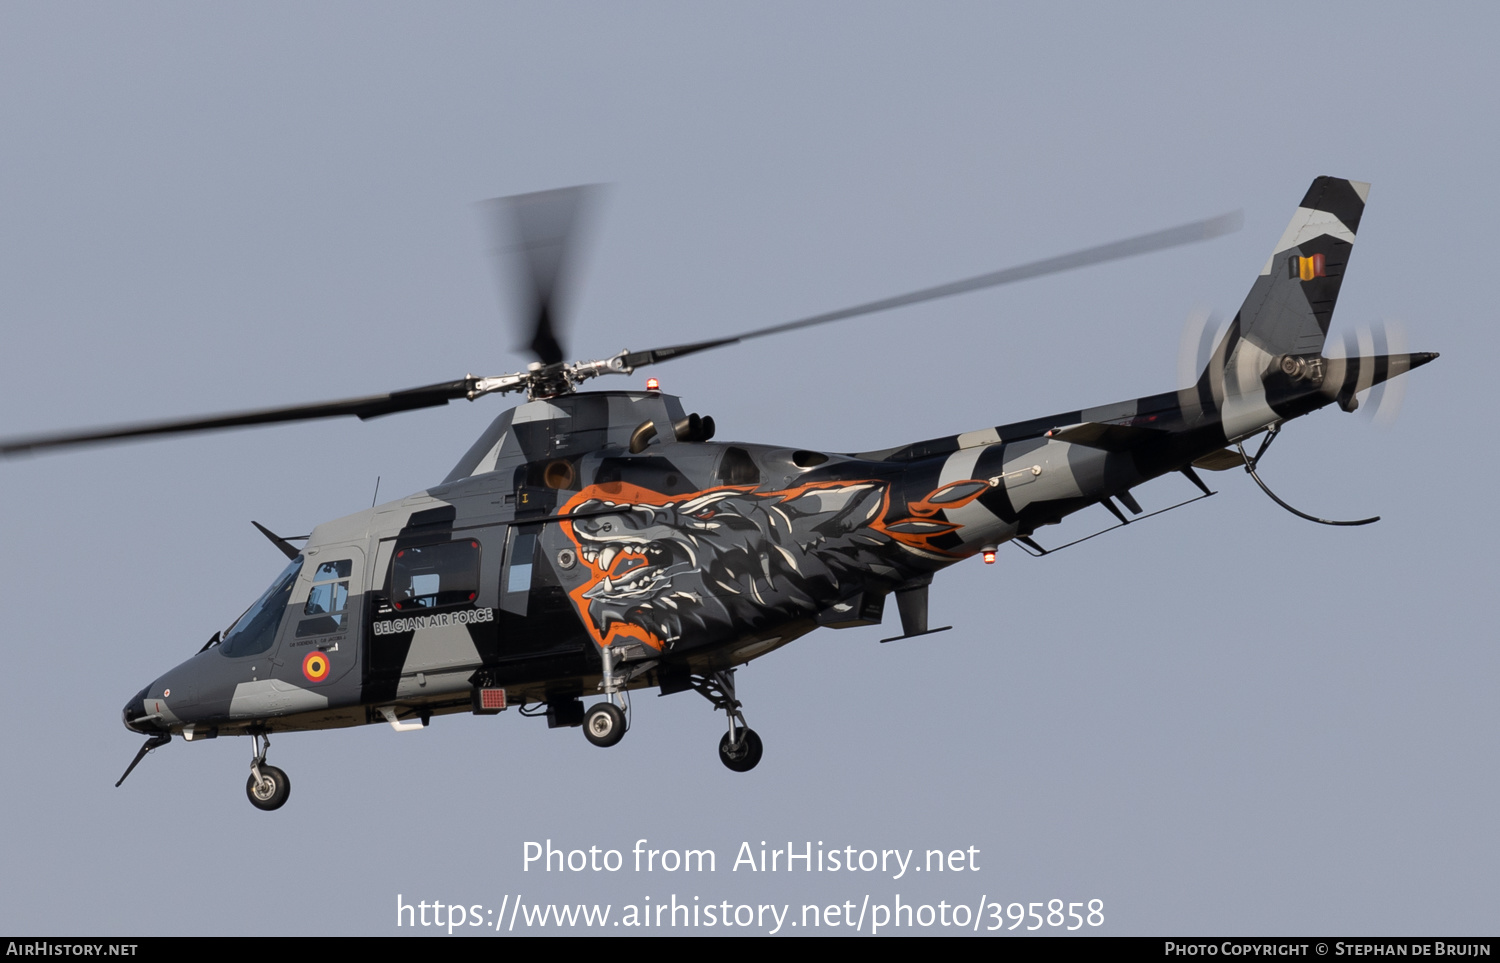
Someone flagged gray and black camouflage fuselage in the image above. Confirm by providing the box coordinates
[123,178,1434,768]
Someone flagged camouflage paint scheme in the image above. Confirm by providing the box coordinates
[124,178,1435,756]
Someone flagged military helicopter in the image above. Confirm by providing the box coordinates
[1,177,1434,810]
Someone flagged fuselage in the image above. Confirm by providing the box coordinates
[109,177,1438,811]
[123,369,1359,743]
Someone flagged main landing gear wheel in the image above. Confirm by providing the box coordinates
[245,732,289,811]
[718,728,763,772]
[690,668,763,772]
[583,702,626,747]
[246,764,291,811]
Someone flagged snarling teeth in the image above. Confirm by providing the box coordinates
[580,540,671,572]
[583,560,664,601]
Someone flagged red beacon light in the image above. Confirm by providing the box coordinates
[981,544,997,565]
[645,378,660,391]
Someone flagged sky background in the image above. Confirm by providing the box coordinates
[0,3,1494,937]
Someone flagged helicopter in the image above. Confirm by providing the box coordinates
[0,177,1435,811]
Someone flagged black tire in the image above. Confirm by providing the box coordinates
[718,728,763,772]
[246,764,291,811]
[583,703,626,747]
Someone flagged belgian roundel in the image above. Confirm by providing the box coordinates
[302,650,331,684]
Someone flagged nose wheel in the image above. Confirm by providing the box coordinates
[245,732,291,811]
[582,644,632,748]
[247,765,291,810]
[583,702,627,747]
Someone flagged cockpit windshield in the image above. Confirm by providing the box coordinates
[219,556,303,658]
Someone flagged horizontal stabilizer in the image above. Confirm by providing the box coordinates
[1192,448,1247,471]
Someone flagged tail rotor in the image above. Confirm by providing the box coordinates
[1338,320,1410,426]
[1177,306,1227,388]
[1325,319,1434,420]
[1176,306,1216,387]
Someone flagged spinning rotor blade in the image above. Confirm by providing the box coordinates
[1332,322,1436,424]
[1177,306,1227,389]
[3,198,1244,457]
[482,185,601,366]
[625,210,1243,367]
[1345,320,1412,426]
[0,378,476,456]
[1323,325,1436,419]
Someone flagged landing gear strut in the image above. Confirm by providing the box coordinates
[583,644,629,748]
[246,732,291,811]
[694,669,763,772]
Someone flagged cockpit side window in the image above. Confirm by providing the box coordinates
[389,539,481,611]
[220,557,303,658]
[296,558,353,638]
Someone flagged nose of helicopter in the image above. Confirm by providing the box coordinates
[122,684,166,734]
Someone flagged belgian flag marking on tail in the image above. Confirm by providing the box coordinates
[1288,253,1326,281]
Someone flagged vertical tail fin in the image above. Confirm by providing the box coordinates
[1237,176,1368,358]
[1197,177,1371,437]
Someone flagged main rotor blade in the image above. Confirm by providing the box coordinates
[482,185,601,366]
[0,378,475,456]
[626,210,1242,367]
